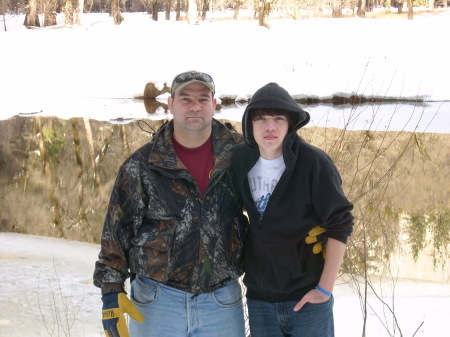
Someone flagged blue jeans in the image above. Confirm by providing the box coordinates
[129,274,245,337]
[247,296,334,337]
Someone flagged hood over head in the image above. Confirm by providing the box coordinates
[242,82,310,148]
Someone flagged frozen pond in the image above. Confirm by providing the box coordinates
[2,98,449,134]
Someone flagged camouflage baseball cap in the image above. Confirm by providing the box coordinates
[171,71,215,96]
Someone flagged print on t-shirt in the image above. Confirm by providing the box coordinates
[247,156,285,216]
[254,193,271,215]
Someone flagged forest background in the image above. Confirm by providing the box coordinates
[2,0,450,29]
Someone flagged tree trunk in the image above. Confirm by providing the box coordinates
[176,0,182,20]
[24,0,40,28]
[233,0,241,20]
[165,0,171,20]
[187,0,197,24]
[75,0,84,25]
[332,0,342,18]
[2,0,6,31]
[396,1,403,14]
[43,0,57,27]
[44,10,57,27]
[258,0,271,28]
[152,0,158,21]
[357,0,366,17]
[64,0,73,25]
[201,0,208,21]
[111,0,123,24]
[407,0,413,20]
[429,0,435,10]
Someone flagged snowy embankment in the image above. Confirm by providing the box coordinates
[1,10,450,124]
[1,233,449,337]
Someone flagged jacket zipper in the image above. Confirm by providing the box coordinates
[257,213,268,290]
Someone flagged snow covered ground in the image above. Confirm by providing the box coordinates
[1,233,449,337]
[1,10,450,133]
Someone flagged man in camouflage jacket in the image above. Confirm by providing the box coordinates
[94,71,248,337]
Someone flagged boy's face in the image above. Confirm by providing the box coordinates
[252,114,289,160]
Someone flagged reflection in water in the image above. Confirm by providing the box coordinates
[0,116,165,243]
[143,99,168,114]
[0,100,448,244]
[216,101,450,134]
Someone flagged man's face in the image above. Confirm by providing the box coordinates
[168,82,216,138]
[252,114,289,159]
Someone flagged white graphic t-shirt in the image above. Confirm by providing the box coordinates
[247,155,285,216]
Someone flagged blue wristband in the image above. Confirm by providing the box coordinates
[316,284,332,296]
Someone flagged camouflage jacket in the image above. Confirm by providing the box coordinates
[93,119,248,294]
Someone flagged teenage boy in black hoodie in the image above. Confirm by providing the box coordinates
[232,83,354,337]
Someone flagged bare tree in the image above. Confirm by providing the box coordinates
[2,0,7,31]
[200,0,209,20]
[111,0,124,24]
[43,0,57,27]
[24,0,40,28]
[407,0,413,20]
[75,0,84,25]
[152,0,158,21]
[233,0,242,20]
[165,0,171,20]
[64,0,73,25]
[395,0,403,14]
[258,0,272,28]
[332,0,343,17]
[357,0,366,17]
[176,0,182,20]
[187,0,197,24]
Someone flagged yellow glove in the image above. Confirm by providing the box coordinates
[102,292,144,337]
[305,226,327,258]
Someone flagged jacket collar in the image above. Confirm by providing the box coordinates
[148,119,239,173]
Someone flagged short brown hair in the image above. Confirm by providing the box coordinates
[250,108,294,130]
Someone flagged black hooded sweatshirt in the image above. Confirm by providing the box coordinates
[232,83,354,302]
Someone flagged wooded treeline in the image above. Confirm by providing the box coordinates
[1,0,447,28]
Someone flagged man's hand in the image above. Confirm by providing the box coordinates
[102,292,144,337]
[305,226,327,258]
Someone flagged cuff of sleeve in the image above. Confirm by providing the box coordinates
[101,283,125,295]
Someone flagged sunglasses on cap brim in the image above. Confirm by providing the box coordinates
[172,71,214,85]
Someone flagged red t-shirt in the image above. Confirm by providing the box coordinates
[172,136,214,195]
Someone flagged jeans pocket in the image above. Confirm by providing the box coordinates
[212,279,242,308]
[307,295,332,306]
[130,274,159,306]
[294,296,334,336]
